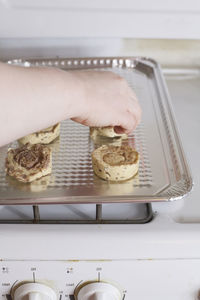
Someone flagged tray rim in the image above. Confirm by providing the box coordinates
[0,56,193,205]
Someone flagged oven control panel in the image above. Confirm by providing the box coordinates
[12,281,122,300]
[0,260,126,300]
[1,259,200,299]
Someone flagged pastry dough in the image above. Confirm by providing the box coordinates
[92,135,122,149]
[5,143,52,183]
[18,123,60,145]
[6,174,52,192]
[92,145,139,181]
[90,126,127,140]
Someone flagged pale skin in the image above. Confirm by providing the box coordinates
[0,62,141,147]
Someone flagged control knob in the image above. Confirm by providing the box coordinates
[75,282,122,300]
[13,283,57,300]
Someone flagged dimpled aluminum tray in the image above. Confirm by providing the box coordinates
[0,57,192,205]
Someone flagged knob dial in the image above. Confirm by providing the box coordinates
[13,283,57,300]
[75,282,122,300]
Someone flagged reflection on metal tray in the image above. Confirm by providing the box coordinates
[0,57,192,205]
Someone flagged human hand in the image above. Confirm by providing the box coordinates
[0,63,141,147]
[71,70,141,134]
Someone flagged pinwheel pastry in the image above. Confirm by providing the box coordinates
[6,174,52,192]
[18,123,60,145]
[90,126,127,140]
[92,145,139,181]
[5,143,52,183]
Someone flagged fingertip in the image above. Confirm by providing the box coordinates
[114,126,127,134]
[116,112,137,135]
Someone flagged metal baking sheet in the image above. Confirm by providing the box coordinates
[0,57,192,204]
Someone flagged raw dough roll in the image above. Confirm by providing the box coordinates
[6,174,52,192]
[18,123,60,145]
[92,135,122,149]
[92,145,139,181]
[5,143,52,183]
[90,126,127,140]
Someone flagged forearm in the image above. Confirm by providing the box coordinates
[0,62,83,146]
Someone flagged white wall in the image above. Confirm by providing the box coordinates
[0,0,200,39]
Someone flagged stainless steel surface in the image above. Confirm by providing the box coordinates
[0,57,192,204]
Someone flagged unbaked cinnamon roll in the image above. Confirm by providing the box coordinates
[18,123,60,145]
[92,145,139,181]
[90,126,127,140]
[5,143,52,183]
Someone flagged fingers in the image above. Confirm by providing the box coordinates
[114,126,126,134]
[115,111,137,135]
[71,116,90,126]
[71,70,142,134]
[72,100,142,134]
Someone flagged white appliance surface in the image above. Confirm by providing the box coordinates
[1,0,200,39]
[0,47,200,299]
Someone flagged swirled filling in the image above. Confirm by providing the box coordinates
[12,144,49,170]
[102,146,137,166]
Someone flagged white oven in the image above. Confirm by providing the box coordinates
[0,1,200,300]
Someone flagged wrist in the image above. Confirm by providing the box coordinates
[59,69,87,119]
